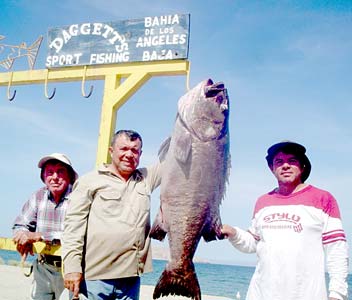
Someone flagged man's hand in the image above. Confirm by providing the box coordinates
[221,224,237,239]
[13,231,42,245]
[13,231,42,259]
[64,272,83,299]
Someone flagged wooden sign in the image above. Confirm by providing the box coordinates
[46,14,190,68]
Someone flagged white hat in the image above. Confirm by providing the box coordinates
[38,153,78,183]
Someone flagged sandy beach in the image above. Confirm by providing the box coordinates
[0,264,233,300]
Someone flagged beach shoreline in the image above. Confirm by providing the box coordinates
[0,264,233,300]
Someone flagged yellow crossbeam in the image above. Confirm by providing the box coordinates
[0,61,189,86]
[0,237,61,256]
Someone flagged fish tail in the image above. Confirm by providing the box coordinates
[153,262,201,300]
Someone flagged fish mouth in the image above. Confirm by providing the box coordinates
[204,79,223,96]
[204,79,229,112]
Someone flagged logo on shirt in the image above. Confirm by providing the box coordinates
[261,212,303,233]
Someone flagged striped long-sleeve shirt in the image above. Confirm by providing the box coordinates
[229,185,348,300]
[13,186,72,242]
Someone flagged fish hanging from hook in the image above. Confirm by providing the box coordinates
[0,35,43,70]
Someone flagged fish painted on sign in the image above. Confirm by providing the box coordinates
[150,79,231,300]
[0,35,43,70]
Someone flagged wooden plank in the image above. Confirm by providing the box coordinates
[0,60,189,86]
[0,237,61,256]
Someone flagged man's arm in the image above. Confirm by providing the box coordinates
[323,194,349,300]
[12,190,44,259]
[222,224,258,253]
[145,161,163,192]
[325,238,349,300]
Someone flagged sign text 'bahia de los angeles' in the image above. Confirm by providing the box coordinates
[46,13,190,68]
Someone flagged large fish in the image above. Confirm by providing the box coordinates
[150,79,230,300]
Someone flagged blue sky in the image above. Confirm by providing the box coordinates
[0,1,351,270]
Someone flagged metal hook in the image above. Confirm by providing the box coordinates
[81,66,93,98]
[44,69,56,100]
[7,72,16,101]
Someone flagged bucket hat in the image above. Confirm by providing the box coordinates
[265,141,311,182]
[38,153,78,184]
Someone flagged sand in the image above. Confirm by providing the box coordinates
[0,264,233,300]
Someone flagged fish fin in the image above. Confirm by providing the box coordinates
[149,211,167,241]
[202,230,217,242]
[202,229,225,241]
[149,222,167,241]
[173,130,192,163]
[153,262,201,300]
[158,137,171,162]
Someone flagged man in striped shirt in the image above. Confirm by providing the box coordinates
[13,153,78,300]
[221,141,348,300]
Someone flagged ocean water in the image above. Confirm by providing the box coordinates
[142,259,252,299]
[1,249,351,299]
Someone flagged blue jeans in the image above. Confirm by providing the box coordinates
[84,277,140,300]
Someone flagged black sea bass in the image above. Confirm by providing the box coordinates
[150,79,230,300]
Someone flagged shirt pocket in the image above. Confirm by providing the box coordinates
[135,183,150,213]
[98,191,125,217]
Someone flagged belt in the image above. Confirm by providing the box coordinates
[38,254,62,268]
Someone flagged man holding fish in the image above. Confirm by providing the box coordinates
[61,130,162,300]
[62,78,231,300]
[222,141,349,300]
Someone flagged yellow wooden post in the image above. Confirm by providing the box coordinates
[96,74,120,164]
[96,71,152,165]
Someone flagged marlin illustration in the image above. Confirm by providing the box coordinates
[0,35,43,70]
